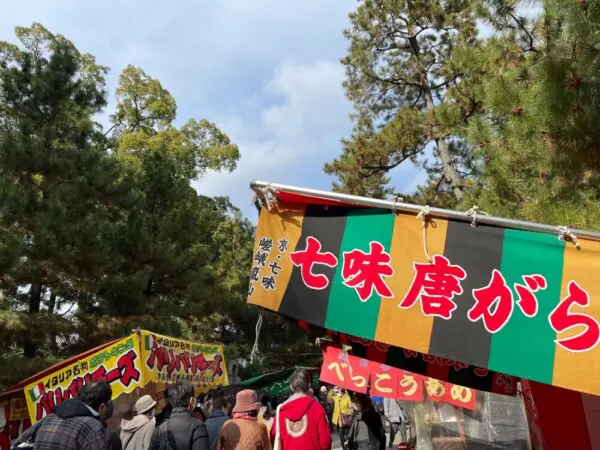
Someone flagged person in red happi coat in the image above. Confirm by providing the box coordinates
[270,369,332,450]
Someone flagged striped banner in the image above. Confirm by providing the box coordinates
[247,204,600,396]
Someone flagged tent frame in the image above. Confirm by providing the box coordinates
[250,180,600,241]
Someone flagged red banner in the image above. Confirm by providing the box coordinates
[320,346,369,393]
[398,370,424,401]
[320,347,476,411]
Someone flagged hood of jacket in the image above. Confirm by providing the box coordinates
[279,394,316,422]
[54,399,100,420]
[121,414,153,432]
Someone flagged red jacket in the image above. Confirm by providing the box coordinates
[271,394,332,450]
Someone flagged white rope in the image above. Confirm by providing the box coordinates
[416,206,432,262]
[251,185,278,211]
[465,205,489,228]
[249,309,264,363]
[557,226,581,249]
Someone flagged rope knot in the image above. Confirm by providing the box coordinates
[416,206,432,262]
[416,205,431,220]
[391,195,403,212]
[557,226,581,249]
[252,184,278,211]
[465,205,489,228]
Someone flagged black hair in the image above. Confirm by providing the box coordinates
[167,380,194,408]
[212,396,226,410]
[77,380,112,411]
[289,368,310,394]
[100,399,114,423]
[260,394,270,406]
[352,393,372,411]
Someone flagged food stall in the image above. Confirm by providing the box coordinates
[247,180,600,449]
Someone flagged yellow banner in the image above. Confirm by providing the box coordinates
[24,334,143,423]
[140,330,228,391]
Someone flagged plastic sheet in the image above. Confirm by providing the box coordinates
[397,389,531,449]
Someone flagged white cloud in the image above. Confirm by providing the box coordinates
[195,60,352,215]
[0,0,427,217]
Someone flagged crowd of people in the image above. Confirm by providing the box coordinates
[11,369,411,450]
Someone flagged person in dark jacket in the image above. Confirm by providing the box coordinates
[102,399,123,450]
[155,386,172,428]
[346,394,385,450]
[318,386,334,430]
[12,380,112,450]
[148,380,209,450]
[203,397,229,450]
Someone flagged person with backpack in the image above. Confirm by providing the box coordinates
[383,398,406,449]
[271,369,331,450]
[148,381,209,450]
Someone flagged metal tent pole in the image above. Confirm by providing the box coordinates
[250,180,600,242]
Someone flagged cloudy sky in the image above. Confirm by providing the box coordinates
[0,0,425,217]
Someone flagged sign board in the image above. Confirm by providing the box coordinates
[140,330,228,391]
[24,334,143,423]
[248,204,600,396]
[320,346,476,411]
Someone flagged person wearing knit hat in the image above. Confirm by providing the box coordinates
[216,390,271,450]
[120,395,157,450]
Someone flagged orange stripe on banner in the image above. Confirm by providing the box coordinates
[553,238,600,395]
[247,204,306,312]
[375,212,448,353]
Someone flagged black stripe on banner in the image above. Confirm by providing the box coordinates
[428,221,505,369]
[385,345,429,376]
[278,205,348,328]
[447,365,495,392]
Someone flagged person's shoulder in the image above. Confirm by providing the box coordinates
[74,415,104,430]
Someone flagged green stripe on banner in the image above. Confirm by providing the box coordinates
[325,209,395,339]
[488,230,565,384]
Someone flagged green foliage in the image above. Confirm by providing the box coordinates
[462,0,600,229]
[326,0,482,202]
[0,23,290,390]
[331,0,600,232]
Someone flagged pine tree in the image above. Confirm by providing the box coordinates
[0,24,114,358]
[466,0,600,229]
[0,24,312,389]
[326,0,482,203]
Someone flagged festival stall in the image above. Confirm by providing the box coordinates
[247,180,600,449]
[0,330,228,450]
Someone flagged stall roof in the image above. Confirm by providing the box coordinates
[240,366,318,387]
[250,180,600,241]
[0,338,119,400]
